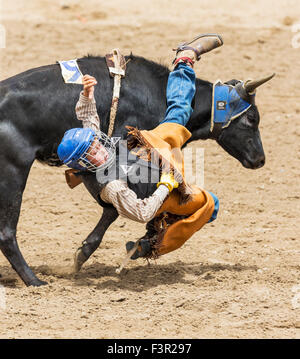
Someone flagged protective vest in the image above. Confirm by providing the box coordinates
[96,142,159,201]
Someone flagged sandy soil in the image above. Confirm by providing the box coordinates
[0,0,299,339]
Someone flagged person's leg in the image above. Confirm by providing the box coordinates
[126,63,196,180]
[131,33,224,151]
[161,33,223,127]
[126,187,217,259]
[161,63,196,127]
[156,189,215,256]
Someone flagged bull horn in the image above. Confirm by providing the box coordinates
[244,73,276,94]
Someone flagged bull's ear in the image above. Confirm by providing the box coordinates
[224,79,241,86]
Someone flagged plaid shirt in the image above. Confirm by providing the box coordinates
[76,91,101,132]
[75,92,169,223]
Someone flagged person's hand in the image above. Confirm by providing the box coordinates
[157,172,179,193]
[82,74,97,100]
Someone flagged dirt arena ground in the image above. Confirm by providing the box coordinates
[0,0,299,339]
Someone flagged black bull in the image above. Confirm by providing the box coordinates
[0,55,267,286]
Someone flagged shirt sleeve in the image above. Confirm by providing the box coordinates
[100,180,169,223]
[75,91,101,132]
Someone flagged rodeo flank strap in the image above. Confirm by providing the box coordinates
[105,49,127,137]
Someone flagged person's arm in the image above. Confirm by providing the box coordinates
[100,180,170,224]
[75,75,100,132]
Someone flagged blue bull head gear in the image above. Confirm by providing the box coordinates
[209,73,275,138]
[211,80,252,131]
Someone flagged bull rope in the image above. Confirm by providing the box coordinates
[105,49,127,137]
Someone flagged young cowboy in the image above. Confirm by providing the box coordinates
[58,33,221,261]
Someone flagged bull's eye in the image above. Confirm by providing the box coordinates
[246,106,260,127]
[245,110,259,128]
[247,115,256,124]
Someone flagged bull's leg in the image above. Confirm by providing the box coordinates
[74,175,119,272]
[0,160,47,287]
[74,206,119,272]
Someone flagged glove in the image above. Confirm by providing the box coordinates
[157,172,179,193]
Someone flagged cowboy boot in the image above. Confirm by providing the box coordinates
[124,218,157,260]
[126,239,152,260]
[173,33,223,67]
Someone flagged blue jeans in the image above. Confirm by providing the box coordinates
[161,63,196,126]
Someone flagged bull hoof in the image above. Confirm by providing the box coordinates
[28,278,48,287]
[73,248,87,273]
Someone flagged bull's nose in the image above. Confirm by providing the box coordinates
[254,155,265,168]
[259,157,265,167]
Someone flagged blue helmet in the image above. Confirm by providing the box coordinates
[57,128,96,171]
